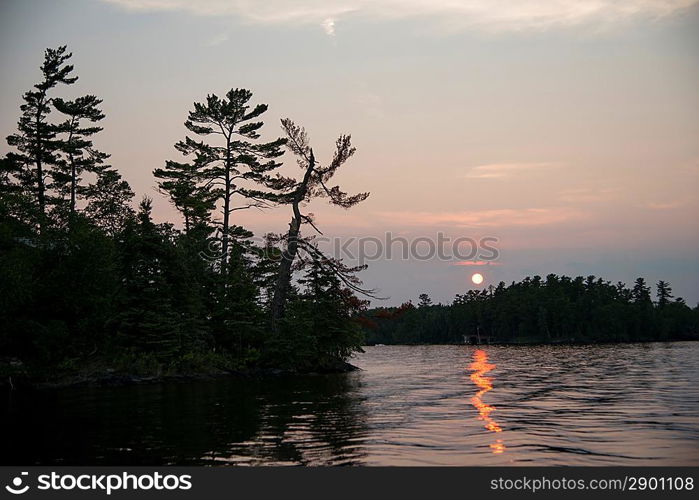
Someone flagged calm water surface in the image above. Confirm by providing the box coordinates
[3,343,699,465]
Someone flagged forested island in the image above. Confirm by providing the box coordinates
[2,47,697,388]
[1,46,370,385]
[361,276,699,345]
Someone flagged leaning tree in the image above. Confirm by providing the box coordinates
[270,118,372,328]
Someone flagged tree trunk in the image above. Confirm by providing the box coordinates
[270,215,300,327]
[221,138,231,275]
[35,108,46,232]
[36,156,45,229]
[270,151,315,329]
[68,121,76,219]
[70,155,76,218]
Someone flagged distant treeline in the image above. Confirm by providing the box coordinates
[360,276,699,345]
[0,46,370,380]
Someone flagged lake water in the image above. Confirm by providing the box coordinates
[3,343,699,465]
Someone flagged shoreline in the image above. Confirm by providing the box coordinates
[365,337,699,347]
[1,361,360,391]
[5,339,697,390]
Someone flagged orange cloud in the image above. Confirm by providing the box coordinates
[464,162,560,179]
[378,207,585,228]
[646,201,685,210]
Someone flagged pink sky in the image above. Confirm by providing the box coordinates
[1,0,698,304]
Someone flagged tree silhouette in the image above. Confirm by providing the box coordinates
[52,94,108,223]
[269,118,370,328]
[161,89,285,274]
[153,160,215,235]
[362,275,699,345]
[418,293,433,308]
[1,46,379,379]
[5,46,77,231]
[656,280,673,308]
[83,169,135,235]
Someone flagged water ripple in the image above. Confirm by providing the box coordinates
[3,342,699,465]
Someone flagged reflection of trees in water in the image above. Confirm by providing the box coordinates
[205,373,369,465]
[2,374,368,465]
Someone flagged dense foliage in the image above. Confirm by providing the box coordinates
[361,276,699,345]
[0,47,368,380]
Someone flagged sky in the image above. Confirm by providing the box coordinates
[1,0,698,306]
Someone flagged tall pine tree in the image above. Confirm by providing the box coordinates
[157,89,286,274]
[5,46,77,231]
[52,94,109,223]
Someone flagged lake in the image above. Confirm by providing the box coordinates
[3,342,699,465]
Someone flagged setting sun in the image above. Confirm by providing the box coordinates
[471,273,484,285]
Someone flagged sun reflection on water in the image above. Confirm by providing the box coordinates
[469,349,505,454]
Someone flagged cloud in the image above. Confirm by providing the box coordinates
[378,207,585,228]
[321,17,336,36]
[557,186,620,203]
[646,200,684,210]
[101,0,698,33]
[204,32,229,46]
[464,162,559,179]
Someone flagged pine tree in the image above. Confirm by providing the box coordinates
[0,155,34,231]
[281,257,367,370]
[83,169,135,235]
[163,89,286,273]
[52,94,108,223]
[656,280,673,308]
[115,198,181,358]
[632,277,652,304]
[5,46,78,231]
[153,160,215,234]
[418,293,433,308]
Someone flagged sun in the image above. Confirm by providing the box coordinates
[471,273,484,285]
